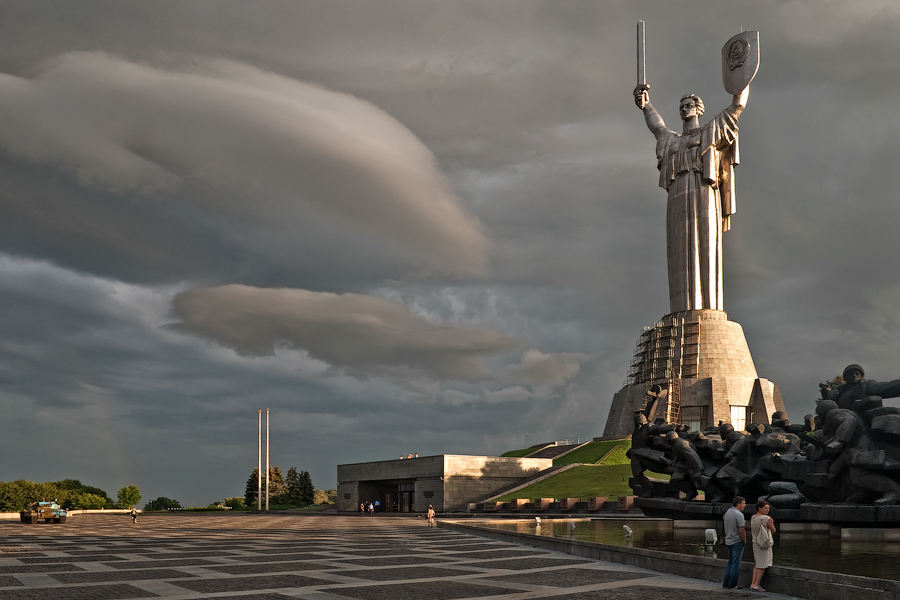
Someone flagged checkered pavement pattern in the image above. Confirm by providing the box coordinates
[0,514,782,599]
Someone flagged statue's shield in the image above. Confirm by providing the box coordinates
[721,31,759,94]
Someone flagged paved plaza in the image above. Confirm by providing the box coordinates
[0,514,798,599]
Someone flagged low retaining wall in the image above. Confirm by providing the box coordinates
[439,520,900,600]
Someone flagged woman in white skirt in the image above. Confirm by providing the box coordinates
[750,499,776,591]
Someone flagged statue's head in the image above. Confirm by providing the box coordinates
[816,399,839,417]
[634,412,648,426]
[771,411,790,428]
[843,364,865,384]
[665,431,679,442]
[679,94,705,121]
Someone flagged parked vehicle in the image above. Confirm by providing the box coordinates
[20,500,67,524]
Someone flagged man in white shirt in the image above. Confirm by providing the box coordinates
[722,496,747,589]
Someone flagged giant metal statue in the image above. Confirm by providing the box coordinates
[633,23,758,313]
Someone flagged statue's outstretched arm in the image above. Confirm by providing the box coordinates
[633,84,667,137]
[729,86,750,117]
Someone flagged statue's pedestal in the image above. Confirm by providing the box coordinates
[603,309,785,436]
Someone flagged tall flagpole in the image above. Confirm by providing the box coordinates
[266,408,270,511]
[257,410,262,511]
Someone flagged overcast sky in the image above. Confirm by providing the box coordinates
[2,1,900,506]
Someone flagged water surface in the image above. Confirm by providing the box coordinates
[478,518,900,581]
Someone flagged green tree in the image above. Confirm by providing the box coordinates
[223,497,244,509]
[313,489,329,505]
[268,466,286,504]
[143,496,180,511]
[285,467,302,506]
[326,488,338,504]
[245,468,260,508]
[299,471,315,506]
[72,493,108,509]
[244,467,287,507]
[117,485,141,508]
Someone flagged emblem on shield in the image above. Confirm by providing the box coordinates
[722,31,759,95]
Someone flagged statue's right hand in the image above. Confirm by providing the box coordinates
[633,84,650,109]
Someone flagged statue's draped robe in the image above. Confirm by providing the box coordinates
[654,107,740,313]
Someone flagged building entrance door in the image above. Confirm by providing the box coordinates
[398,483,415,512]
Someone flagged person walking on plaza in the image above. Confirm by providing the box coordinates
[359,502,365,517]
[722,496,746,589]
[427,504,436,527]
[367,502,374,516]
[750,499,776,591]
[130,507,138,525]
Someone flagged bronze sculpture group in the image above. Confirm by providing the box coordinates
[629,365,900,506]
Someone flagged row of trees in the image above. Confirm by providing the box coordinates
[244,466,319,507]
[0,480,141,512]
[143,496,182,511]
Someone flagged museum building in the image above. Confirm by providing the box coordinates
[337,454,552,513]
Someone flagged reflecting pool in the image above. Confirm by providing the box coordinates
[477,518,900,581]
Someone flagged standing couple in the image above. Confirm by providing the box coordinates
[723,496,776,591]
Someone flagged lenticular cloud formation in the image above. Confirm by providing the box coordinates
[0,52,490,280]
[170,284,523,379]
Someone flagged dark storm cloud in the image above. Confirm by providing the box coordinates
[170,284,522,379]
[0,51,489,283]
[2,1,900,505]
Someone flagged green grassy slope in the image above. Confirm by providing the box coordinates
[493,463,668,502]
[552,439,631,467]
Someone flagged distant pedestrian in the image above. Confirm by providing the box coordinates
[750,499,776,591]
[359,502,365,517]
[414,453,418,458]
[427,504,435,527]
[722,496,746,589]
[374,500,380,513]
[368,502,374,516]
[407,453,412,459]
[130,507,138,525]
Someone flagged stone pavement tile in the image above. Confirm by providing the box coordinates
[13,574,58,587]
[0,576,22,587]
[66,548,159,555]
[326,580,521,600]
[250,547,333,554]
[0,583,158,599]
[480,567,647,587]
[550,585,761,600]
[20,554,127,563]
[454,557,594,570]
[334,548,413,556]
[202,595,295,600]
[168,573,325,593]
[338,566,480,581]
[236,553,331,563]
[332,555,449,567]
[138,550,238,558]
[0,552,49,558]
[49,568,199,583]
[207,561,331,574]
[0,563,86,573]
[439,549,549,559]
[107,558,217,569]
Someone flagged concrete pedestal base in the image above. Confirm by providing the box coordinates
[604,309,785,436]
